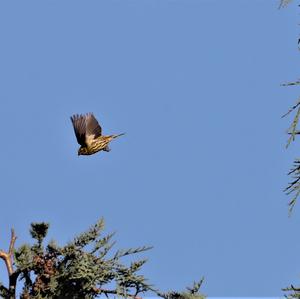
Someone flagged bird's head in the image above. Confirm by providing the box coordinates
[78,147,88,156]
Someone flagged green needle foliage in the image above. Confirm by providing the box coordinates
[281,1,300,298]
[0,218,205,299]
[16,218,153,298]
[157,278,205,299]
[280,0,300,213]
[282,96,300,213]
[283,285,300,299]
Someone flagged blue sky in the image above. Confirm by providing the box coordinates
[0,0,299,297]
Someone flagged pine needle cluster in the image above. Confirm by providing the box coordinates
[282,95,300,213]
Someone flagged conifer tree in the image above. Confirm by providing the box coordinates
[0,219,205,299]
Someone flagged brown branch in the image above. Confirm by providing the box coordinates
[0,228,17,299]
[0,250,12,276]
[8,229,16,267]
[0,229,17,276]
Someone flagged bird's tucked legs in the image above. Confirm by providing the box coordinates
[103,146,111,152]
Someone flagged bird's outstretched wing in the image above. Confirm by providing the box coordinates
[70,113,102,146]
[85,113,102,138]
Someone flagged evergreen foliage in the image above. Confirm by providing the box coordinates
[157,278,205,299]
[281,1,300,298]
[280,0,300,213]
[283,285,300,298]
[0,219,205,299]
[282,96,300,213]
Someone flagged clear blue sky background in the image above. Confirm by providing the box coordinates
[0,0,299,296]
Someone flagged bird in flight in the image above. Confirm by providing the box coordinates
[70,113,124,156]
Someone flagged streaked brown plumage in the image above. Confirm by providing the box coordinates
[70,113,124,156]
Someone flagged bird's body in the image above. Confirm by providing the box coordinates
[78,134,125,155]
[70,113,124,156]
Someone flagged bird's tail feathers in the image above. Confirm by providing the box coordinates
[112,133,125,139]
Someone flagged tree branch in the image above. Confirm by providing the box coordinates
[0,228,17,298]
[9,229,17,258]
[0,229,17,276]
